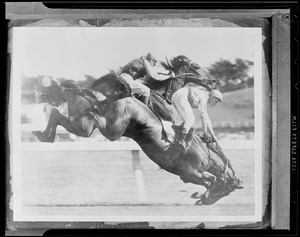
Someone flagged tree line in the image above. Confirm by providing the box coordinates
[207,58,254,92]
[21,58,254,103]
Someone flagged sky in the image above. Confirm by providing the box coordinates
[12,27,261,81]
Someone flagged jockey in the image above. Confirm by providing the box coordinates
[171,82,223,151]
[120,52,175,105]
[161,55,218,103]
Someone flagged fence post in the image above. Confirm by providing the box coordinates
[131,150,147,203]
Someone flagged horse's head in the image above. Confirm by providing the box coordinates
[37,76,66,107]
[185,62,218,90]
[163,55,218,90]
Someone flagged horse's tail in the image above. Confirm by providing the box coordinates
[90,71,131,101]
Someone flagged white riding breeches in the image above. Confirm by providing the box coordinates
[171,87,195,132]
[120,73,150,97]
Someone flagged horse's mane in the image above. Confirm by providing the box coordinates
[90,71,131,99]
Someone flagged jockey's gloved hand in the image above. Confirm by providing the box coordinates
[202,134,212,143]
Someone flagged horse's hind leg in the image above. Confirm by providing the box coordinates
[33,108,95,142]
[50,110,95,140]
[32,108,62,142]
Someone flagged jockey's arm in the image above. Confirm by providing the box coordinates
[198,100,218,143]
[142,56,173,81]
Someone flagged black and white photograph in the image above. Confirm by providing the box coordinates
[9,26,262,224]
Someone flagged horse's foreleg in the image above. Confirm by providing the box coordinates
[180,169,211,189]
[201,171,218,198]
[180,170,219,205]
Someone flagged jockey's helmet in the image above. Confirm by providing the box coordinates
[172,55,191,64]
[209,90,223,102]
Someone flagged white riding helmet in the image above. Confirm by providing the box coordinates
[209,89,223,102]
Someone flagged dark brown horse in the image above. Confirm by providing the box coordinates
[33,73,242,205]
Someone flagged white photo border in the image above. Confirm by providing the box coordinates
[10,27,263,222]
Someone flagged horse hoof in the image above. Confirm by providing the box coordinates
[32,131,42,137]
[231,179,243,189]
[191,192,201,199]
[32,131,51,142]
[194,199,203,205]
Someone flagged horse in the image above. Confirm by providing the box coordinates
[32,73,243,205]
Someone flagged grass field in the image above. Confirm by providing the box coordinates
[21,149,255,219]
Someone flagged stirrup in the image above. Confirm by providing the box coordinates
[174,135,190,153]
[200,134,213,144]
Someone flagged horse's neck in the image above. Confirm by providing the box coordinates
[121,98,166,142]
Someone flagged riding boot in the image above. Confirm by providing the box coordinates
[172,124,190,152]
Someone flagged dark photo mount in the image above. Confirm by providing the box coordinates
[4,1,298,236]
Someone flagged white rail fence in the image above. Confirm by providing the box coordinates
[21,123,254,203]
[22,123,255,151]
